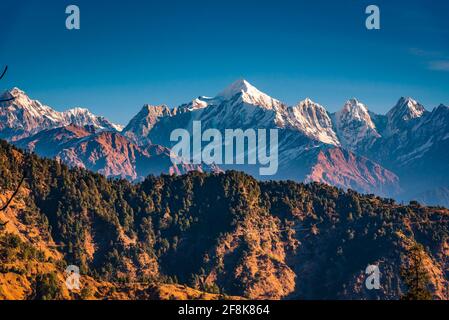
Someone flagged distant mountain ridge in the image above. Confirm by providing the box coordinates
[1,80,448,205]
[0,87,123,141]
[14,124,210,180]
[1,141,449,300]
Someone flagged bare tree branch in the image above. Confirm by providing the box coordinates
[0,65,16,103]
[0,64,21,229]
[0,152,30,225]
[0,65,7,80]
[0,97,15,103]
[0,173,26,212]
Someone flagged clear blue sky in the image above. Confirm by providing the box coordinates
[0,0,448,125]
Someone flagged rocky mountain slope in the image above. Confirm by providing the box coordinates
[366,102,449,198]
[1,80,448,204]
[0,88,122,141]
[1,140,448,300]
[122,104,173,146]
[140,80,399,197]
[305,147,400,196]
[333,98,381,152]
[128,80,447,203]
[14,124,205,180]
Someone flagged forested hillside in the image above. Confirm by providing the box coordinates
[1,139,448,299]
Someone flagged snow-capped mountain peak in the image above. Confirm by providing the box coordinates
[0,88,122,140]
[62,107,124,132]
[4,85,449,206]
[1,87,55,118]
[337,98,375,128]
[384,97,426,136]
[217,79,282,110]
[189,97,210,111]
[334,98,380,151]
[281,98,340,146]
[2,87,28,100]
[65,107,90,116]
[7,87,26,96]
[302,97,314,105]
[388,97,426,121]
[218,79,259,99]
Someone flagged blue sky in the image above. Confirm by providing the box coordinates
[0,0,448,124]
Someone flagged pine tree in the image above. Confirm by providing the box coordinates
[400,244,433,300]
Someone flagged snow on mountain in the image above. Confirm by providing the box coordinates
[3,81,449,204]
[124,80,285,147]
[122,104,173,145]
[280,98,340,146]
[383,103,449,167]
[389,97,426,121]
[138,80,340,146]
[215,81,340,146]
[361,101,449,204]
[385,97,426,136]
[168,79,282,116]
[63,107,124,132]
[334,98,380,151]
[217,79,283,111]
[0,87,122,141]
[0,87,66,140]
[416,104,449,134]
[139,80,401,196]
[188,97,212,111]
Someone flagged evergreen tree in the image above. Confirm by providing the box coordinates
[400,244,433,300]
[32,273,63,300]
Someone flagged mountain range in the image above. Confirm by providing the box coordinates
[1,80,448,206]
[1,141,448,300]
